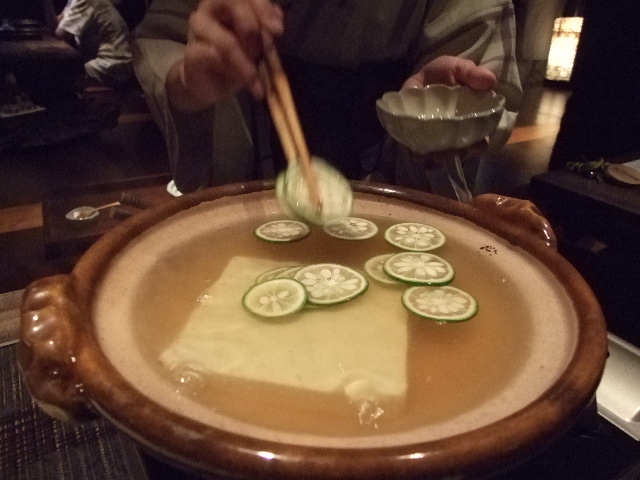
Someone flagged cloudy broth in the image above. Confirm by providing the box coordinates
[132,214,532,436]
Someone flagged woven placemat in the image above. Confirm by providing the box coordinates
[0,298,149,480]
[0,289,22,348]
[0,290,220,480]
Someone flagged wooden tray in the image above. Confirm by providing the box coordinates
[42,174,173,260]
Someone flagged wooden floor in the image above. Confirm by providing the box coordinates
[0,82,570,293]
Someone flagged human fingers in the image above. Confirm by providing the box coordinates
[403,56,496,91]
[188,0,283,98]
[187,15,255,95]
[452,58,496,91]
[199,0,283,32]
[181,39,243,105]
[248,0,284,34]
[401,71,426,89]
[200,0,283,60]
[187,5,263,98]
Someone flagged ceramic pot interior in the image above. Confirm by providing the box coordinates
[93,190,578,449]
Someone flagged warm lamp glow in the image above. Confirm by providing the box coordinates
[546,17,583,81]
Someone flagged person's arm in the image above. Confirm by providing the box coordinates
[165,58,219,112]
[402,0,521,159]
[408,0,522,116]
[55,25,75,44]
[42,0,77,44]
[165,0,284,112]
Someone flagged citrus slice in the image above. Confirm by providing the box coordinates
[383,252,454,285]
[402,285,478,322]
[255,220,311,242]
[274,265,305,279]
[255,265,300,284]
[242,278,307,318]
[279,157,353,225]
[293,263,368,305]
[323,217,378,240]
[363,254,400,285]
[384,222,446,251]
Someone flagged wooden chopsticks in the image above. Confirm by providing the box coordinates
[259,34,322,213]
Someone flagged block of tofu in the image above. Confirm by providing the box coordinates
[160,256,408,404]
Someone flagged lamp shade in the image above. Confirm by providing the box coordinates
[546,17,583,82]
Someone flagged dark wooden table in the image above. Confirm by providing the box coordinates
[42,174,173,260]
[0,37,78,65]
[0,34,82,104]
[530,169,640,243]
[530,169,640,347]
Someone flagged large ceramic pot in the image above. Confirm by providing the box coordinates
[19,181,607,479]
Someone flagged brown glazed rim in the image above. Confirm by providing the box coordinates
[54,181,609,479]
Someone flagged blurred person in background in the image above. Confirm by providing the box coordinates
[43,0,134,88]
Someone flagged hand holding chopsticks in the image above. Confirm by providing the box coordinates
[259,33,323,214]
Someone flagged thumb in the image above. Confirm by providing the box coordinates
[402,71,426,89]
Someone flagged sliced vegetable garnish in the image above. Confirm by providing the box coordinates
[293,263,368,305]
[323,217,378,240]
[274,265,305,279]
[384,222,446,251]
[402,285,478,322]
[255,265,300,284]
[242,278,307,318]
[363,254,400,285]
[383,252,454,285]
[255,220,311,242]
[279,158,353,225]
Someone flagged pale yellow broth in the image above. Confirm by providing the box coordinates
[131,215,532,436]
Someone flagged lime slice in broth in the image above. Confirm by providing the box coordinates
[402,285,478,322]
[274,265,305,279]
[383,252,454,286]
[255,220,311,243]
[255,265,300,284]
[323,217,378,240]
[293,263,368,305]
[242,278,307,318]
[364,254,401,285]
[384,222,446,251]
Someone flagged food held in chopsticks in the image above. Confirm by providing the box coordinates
[260,34,352,225]
[275,158,353,225]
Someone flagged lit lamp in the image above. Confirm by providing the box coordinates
[545,17,583,81]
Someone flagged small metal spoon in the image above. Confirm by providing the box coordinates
[65,201,121,222]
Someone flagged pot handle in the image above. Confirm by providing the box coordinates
[19,275,96,421]
[471,193,558,249]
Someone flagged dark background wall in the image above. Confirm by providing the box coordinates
[550,0,640,168]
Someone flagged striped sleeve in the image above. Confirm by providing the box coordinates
[413,0,522,114]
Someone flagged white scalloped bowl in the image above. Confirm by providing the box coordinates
[376,84,505,153]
